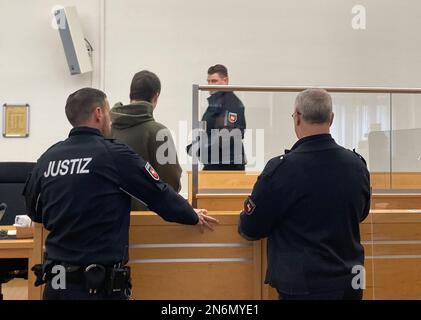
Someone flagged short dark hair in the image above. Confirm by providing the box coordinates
[65,88,107,127]
[130,70,161,102]
[208,64,228,78]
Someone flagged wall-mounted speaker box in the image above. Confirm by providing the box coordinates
[54,6,93,75]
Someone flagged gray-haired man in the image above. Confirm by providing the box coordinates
[238,89,371,300]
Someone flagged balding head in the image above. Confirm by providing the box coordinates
[293,89,334,139]
[295,89,332,124]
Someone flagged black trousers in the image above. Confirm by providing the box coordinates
[279,288,363,300]
[43,281,129,300]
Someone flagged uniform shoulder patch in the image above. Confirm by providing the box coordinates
[145,162,160,181]
[244,197,256,215]
[228,112,238,124]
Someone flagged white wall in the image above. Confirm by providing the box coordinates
[2,0,421,192]
[0,0,101,160]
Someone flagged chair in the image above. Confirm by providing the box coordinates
[0,162,35,300]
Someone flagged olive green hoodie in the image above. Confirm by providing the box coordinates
[110,101,182,210]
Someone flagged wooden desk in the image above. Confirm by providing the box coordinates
[0,226,39,300]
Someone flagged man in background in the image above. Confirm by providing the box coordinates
[111,71,182,210]
[188,64,247,170]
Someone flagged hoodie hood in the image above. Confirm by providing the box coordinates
[111,101,155,129]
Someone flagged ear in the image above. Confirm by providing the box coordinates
[93,106,103,122]
[295,113,301,127]
[151,93,159,105]
[329,113,335,126]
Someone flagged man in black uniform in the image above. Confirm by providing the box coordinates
[238,89,371,300]
[23,88,217,300]
[188,64,247,170]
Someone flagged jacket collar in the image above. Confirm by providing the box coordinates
[110,101,155,129]
[126,101,154,116]
[207,91,227,101]
[285,134,336,154]
[69,127,103,137]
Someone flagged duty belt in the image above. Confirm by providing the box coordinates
[32,261,131,295]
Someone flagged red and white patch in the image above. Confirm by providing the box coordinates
[244,198,256,215]
[228,112,238,124]
[145,162,160,181]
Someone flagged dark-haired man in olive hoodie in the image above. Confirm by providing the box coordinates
[111,70,182,210]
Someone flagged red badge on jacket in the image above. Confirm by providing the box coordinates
[244,197,256,215]
[228,112,238,124]
[145,162,160,181]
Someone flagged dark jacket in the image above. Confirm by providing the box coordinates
[23,127,198,266]
[188,91,246,169]
[238,134,371,294]
[110,102,182,210]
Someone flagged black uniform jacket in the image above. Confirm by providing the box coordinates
[187,91,246,167]
[23,127,198,266]
[238,134,371,294]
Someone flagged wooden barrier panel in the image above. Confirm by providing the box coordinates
[33,212,262,300]
[189,171,421,194]
[189,171,421,211]
[196,191,421,212]
[371,194,421,209]
[187,171,259,203]
[129,212,262,300]
[197,192,248,211]
[361,210,421,299]
[32,210,421,300]
[262,210,421,300]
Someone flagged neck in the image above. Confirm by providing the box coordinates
[79,122,102,134]
[298,125,330,139]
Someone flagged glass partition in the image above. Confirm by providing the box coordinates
[191,86,421,204]
[391,94,421,189]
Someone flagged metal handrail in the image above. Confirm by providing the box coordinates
[191,85,421,207]
[198,85,421,94]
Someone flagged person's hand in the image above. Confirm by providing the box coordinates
[194,209,219,233]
